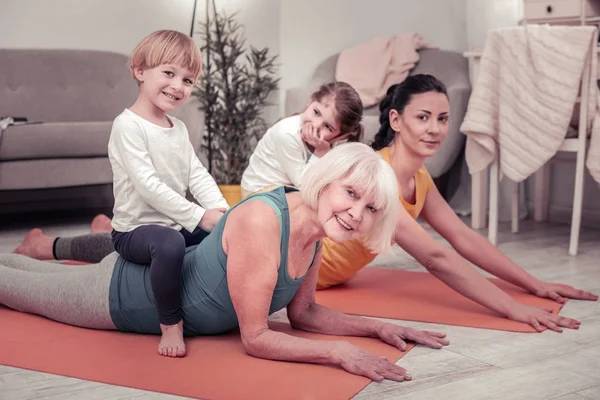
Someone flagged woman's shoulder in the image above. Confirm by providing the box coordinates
[415,165,435,190]
[224,199,282,245]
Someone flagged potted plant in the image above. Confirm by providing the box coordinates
[194,0,279,205]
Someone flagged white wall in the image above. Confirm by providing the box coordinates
[0,0,196,55]
[279,0,468,95]
[465,0,523,49]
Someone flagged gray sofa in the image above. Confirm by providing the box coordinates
[0,49,204,214]
[285,49,471,178]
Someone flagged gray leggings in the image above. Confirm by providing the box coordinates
[54,233,114,263]
[0,253,117,330]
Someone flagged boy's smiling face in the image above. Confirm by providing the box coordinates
[134,64,197,113]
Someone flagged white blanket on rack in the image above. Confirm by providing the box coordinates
[460,25,600,184]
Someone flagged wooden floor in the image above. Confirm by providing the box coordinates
[1,214,599,400]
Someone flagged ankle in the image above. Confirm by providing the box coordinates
[52,237,60,260]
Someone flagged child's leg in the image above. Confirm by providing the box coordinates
[13,229,115,263]
[180,228,210,247]
[111,225,186,357]
[0,253,117,329]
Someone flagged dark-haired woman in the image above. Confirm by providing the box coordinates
[318,74,596,332]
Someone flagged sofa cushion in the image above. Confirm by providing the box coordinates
[0,121,112,161]
[0,157,112,190]
[0,49,137,123]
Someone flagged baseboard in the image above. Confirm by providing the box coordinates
[0,185,114,215]
[548,204,600,228]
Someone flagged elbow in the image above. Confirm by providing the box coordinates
[288,314,308,331]
[241,335,266,359]
[287,304,313,330]
[422,247,453,274]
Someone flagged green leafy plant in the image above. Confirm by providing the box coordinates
[194,0,279,185]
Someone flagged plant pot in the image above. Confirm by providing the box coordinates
[219,184,242,206]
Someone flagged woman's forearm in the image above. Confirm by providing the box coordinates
[289,303,383,337]
[243,328,344,365]
[426,251,518,317]
[451,230,541,293]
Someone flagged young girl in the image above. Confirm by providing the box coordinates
[107,30,229,357]
[241,81,364,198]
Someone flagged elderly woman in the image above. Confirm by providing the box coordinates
[0,143,448,382]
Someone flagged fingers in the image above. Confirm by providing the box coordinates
[535,313,580,333]
[375,361,410,382]
[389,336,407,351]
[544,319,563,333]
[405,330,449,349]
[301,123,312,139]
[548,291,566,304]
[420,335,448,349]
[529,318,544,332]
[554,315,581,330]
[568,288,598,301]
[580,290,599,301]
[553,285,598,301]
[349,351,411,383]
[537,306,554,313]
[379,367,411,382]
[423,331,447,338]
[364,370,385,382]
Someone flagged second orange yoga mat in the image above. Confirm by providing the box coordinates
[316,268,563,333]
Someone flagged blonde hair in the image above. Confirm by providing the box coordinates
[301,142,399,254]
[127,30,202,82]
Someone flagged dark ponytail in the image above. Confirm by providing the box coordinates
[371,74,447,151]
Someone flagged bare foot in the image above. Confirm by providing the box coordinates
[13,229,55,260]
[90,214,112,233]
[158,321,186,357]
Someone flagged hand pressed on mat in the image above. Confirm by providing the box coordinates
[375,323,449,351]
[507,302,581,333]
[333,342,410,383]
[533,282,598,304]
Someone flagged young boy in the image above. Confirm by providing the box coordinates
[108,30,228,358]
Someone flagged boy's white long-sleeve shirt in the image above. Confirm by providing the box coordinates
[241,115,321,193]
[108,109,228,233]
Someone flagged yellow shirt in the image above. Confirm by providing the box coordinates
[317,147,435,288]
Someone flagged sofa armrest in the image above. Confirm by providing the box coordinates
[170,95,207,165]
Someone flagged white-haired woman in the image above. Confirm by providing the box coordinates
[0,143,448,382]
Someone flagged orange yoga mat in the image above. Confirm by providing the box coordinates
[316,268,564,333]
[0,306,413,400]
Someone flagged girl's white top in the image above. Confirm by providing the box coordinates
[241,115,321,193]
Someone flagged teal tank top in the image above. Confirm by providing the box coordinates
[108,186,318,336]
